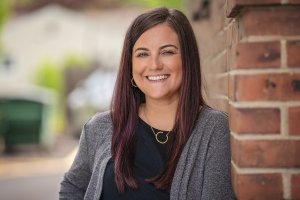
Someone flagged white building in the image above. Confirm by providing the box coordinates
[0,4,144,84]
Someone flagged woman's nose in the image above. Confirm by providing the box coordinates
[149,55,163,70]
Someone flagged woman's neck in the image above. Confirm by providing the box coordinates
[139,98,178,131]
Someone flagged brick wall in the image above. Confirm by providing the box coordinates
[190,0,300,199]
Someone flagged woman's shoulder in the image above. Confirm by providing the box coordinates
[198,105,228,125]
[86,110,112,127]
[193,105,229,139]
[83,110,113,143]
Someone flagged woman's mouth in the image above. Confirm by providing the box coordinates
[146,74,169,81]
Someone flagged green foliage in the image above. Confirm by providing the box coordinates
[125,0,185,11]
[34,59,66,132]
[0,0,11,29]
[33,54,91,132]
[34,59,64,95]
[63,53,89,69]
[0,0,12,53]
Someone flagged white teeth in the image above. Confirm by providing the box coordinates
[147,75,168,81]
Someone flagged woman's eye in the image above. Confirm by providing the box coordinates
[136,52,148,57]
[161,50,175,55]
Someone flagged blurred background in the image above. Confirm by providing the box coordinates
[2,0,299,199]
[0,0,194,199]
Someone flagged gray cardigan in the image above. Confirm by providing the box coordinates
[59,106,236,200]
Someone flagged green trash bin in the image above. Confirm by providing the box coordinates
[0,84,55,151]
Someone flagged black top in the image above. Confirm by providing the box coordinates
[100,118,170,200]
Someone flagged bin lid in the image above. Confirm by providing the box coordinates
[0,82,55,105]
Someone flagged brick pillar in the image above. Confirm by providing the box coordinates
[226,1,300,199]
[189,0,300,197]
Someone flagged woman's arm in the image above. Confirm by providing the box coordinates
[201,115,236,200]
[59,126,92,200]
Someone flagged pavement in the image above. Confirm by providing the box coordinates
[0,173,65,200]
[0,133,79,180]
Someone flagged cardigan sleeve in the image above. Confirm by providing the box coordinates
[200,114,236,200]
[59,125,92,200]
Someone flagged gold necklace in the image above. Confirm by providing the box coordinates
[150,126,170,144]
[143,106,171,144]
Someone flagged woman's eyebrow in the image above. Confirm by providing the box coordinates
[134,44,178,53]
[160,44,178,50]
[134,47,149,53]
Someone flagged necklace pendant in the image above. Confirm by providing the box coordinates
[155,131,169,144]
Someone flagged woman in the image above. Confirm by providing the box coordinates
[60,7,235,200]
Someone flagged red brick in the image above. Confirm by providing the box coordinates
[232,73,300,101]
[231,138,300,167]
[287,41,300,68]
[229,74,235,100]
[234,42,281,69]
[232,167,283,200]
[240,7,300,36]
[292,174,300,199]
[289,107,300,135]
[229,107,280,134]
[290,0,300,4]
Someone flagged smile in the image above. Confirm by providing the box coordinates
[147,75,169,81]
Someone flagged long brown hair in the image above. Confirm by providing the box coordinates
[110,7,205,192]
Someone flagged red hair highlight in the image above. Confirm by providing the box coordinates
[110,7,205,192]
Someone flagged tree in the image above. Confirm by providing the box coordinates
[0,0,11,54]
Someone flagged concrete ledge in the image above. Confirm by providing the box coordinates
[226,0,300,18]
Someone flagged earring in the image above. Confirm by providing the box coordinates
[131,77,137,87]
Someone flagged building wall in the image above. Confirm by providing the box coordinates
[191,0,300,199]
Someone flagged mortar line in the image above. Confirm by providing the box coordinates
[219,18,235,35]
[281,106,289,136]
[281,0,289,4]
[231,131,300,140]
[227,68,300,75]
[209,93,229,100]
[211,49,227,63]
[281,40,288,68]
[229,101,300,108]
[232,161,300,174]
[283,173,291,200]
[240,36,300,43]
[216,73,229,79]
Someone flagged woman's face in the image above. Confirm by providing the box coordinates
[132,23,182,103]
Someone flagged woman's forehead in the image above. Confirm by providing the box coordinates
[133,24,179,50]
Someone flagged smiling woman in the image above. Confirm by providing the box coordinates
[60,7,236,200]
[132,23,182,105]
